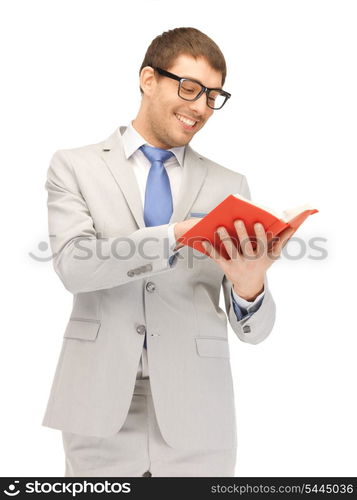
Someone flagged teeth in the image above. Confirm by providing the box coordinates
[176,113,196,127]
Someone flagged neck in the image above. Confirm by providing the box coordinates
[132,115,170,150]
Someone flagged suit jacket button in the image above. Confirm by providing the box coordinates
[136,325,146,335]
[146,281,156,292]
[127,270,135,277]
[243,325,251,333]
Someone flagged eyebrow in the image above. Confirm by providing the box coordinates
[181,75,223,90]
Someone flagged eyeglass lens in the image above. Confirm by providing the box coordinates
[179,79,226,109]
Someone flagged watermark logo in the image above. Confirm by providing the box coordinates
[29,233,328,266]
[3,480,20,496]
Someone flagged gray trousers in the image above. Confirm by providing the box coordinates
[62,349,237,477]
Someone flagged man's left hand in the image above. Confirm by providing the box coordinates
[202,220,296,301]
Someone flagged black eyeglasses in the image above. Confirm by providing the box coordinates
[153,67,231,110]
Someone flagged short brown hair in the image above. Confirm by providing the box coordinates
[139,27,227,93]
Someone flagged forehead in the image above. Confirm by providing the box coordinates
[166,54,223,88]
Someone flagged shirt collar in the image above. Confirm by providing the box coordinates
[122,121,185,167]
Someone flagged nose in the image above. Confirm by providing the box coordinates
[188,91,212,117]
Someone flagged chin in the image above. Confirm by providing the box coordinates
[160,135,186,149]
[174,130,195,147]
[173,138,191,148]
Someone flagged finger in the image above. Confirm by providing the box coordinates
[202,240,228,263]
[270,227,296,256]
[216,227,240,260]
[253,222,268,258]
[233,220,255,257]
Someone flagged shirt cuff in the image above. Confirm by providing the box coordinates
[168,223,177,253]
[230,286,265,321]
[232,286,265,309]
[168,223,179,267]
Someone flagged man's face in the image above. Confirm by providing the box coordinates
[141,54,223,149]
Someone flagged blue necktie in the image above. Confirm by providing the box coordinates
[140,145,174,227]
[139,144,174,348]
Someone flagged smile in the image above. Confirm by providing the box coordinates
[175,113,197,129]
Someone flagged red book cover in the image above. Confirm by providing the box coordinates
[178,194,318,259]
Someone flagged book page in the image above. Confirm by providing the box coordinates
[281,203,315,222]
[233,192,315,222]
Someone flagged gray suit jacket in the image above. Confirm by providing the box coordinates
[42,126,276,451]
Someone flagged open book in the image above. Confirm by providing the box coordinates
[178,193,318,259]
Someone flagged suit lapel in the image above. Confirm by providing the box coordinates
[100,127,145,228]
[100,126,208,229]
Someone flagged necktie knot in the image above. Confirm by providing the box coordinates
[139,144,174,164]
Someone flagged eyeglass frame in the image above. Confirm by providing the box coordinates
[151,66,231,110]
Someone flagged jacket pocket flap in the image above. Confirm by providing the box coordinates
[64,318,101,341]
[195,337,229,358]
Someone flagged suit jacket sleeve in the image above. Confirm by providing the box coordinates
[221,174,276,344]
[45,149,180,294]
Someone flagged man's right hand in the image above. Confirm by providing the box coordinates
[173,218,203,250]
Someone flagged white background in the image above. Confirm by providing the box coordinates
[1,0,356,477]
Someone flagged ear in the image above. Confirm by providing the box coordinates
[140,66,157,96]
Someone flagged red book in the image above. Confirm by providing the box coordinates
[178,193,318,259]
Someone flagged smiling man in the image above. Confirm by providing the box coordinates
[42,27,293,477]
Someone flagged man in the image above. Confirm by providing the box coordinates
[42,27,294,477]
